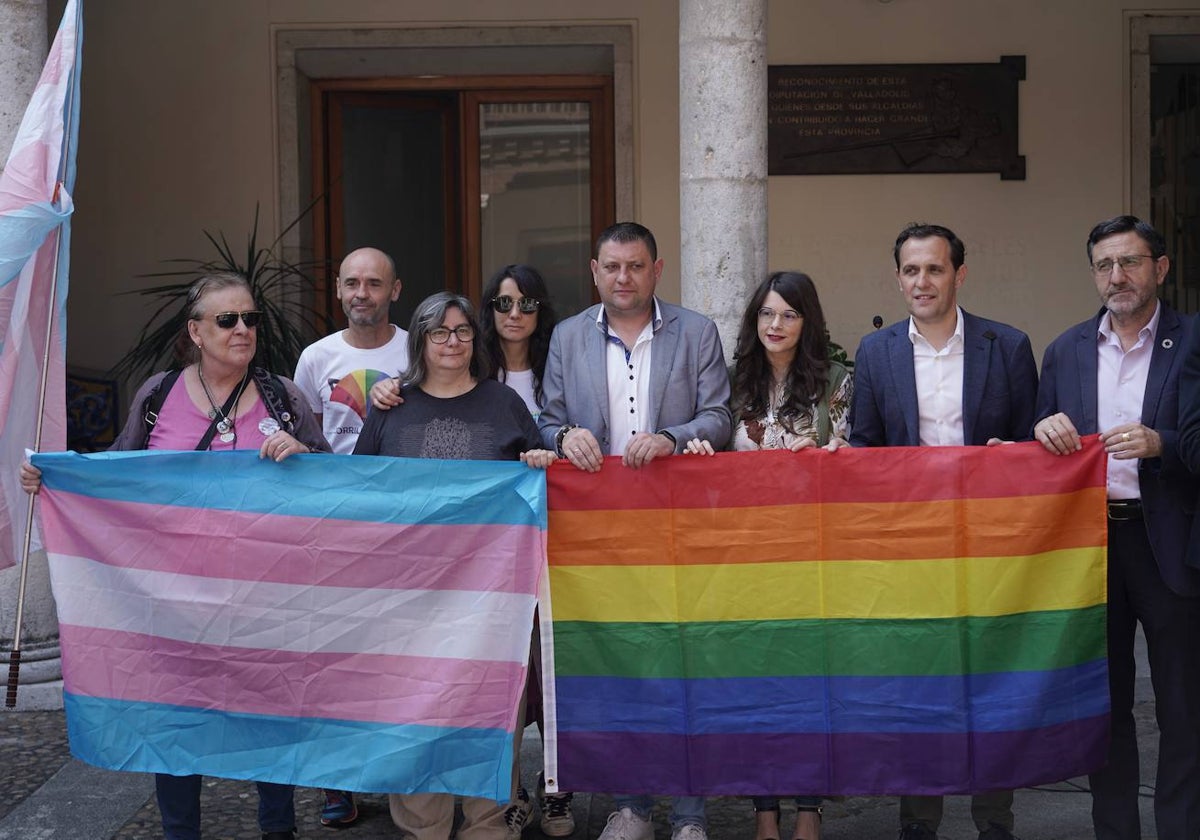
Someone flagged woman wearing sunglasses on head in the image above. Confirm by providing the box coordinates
[353,291,556,840]
[20,271,330,840]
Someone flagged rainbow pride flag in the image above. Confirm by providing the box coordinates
[540,441,1109,796]
[33,449,545,800]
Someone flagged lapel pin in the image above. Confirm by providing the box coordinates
[1162,338,1174,349]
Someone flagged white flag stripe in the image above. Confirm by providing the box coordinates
[50,553,535,663]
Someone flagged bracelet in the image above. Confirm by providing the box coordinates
[657,429,677,450]
[555,424,579,457]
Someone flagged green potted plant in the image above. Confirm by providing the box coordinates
[110,205,333,383]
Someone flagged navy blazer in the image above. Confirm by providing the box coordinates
[1035,304,1200,596]
[849,310,1038,448]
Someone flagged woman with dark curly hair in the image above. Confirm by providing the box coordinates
[684,271,851,840]
[688,271,851,455]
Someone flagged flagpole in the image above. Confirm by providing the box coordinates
[6,2,77,702]
[5,220,66,709]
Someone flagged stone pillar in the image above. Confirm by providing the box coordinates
[0,0,61,711]
[0,0,48,174]
[679,0,768,361]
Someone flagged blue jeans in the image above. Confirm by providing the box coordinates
[614,795,706,828]
[155,773,295,839]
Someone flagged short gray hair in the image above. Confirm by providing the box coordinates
[186,271,252,320]
[402,292,491,386]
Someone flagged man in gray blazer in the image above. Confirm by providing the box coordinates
[538,221,731,840]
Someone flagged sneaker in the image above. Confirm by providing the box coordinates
[505,786,535,840]
[319,789,358,828]
[671,824,708,840]
[537,772,576,837]
[598,808,654,840]
[897,824,937,840]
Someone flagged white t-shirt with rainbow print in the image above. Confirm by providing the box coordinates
[293,325,409,454]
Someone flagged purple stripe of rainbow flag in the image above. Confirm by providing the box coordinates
[541,441,1109,796]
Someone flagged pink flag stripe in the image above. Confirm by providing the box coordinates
[60,624,525,730]
[39,491,544,594]
[49,554,536,663]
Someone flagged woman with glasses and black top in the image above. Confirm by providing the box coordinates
[20,271,330,840]
[366,270,573,838]
[353,291,555,840]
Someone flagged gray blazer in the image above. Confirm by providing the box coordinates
[538,300,732,454]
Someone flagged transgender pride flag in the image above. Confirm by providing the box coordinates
[0,0,82,569]
[542,441,1110,796]
[32,449,544,799]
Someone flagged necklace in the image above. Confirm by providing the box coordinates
[198,365,250,446]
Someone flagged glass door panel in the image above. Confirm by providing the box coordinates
[327,92,458,329]
[478,101,595,317]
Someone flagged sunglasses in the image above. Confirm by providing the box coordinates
[491,295,540,314]
[203,311,262,329]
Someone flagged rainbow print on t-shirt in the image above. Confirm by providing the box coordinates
[329,368,391,419]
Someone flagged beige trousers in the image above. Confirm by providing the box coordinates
[389,689,527,840]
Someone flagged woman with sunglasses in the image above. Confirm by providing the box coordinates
[479,264,559,420]
[683,271,851,840]
[20,271,330,840]
[354,291,555,840]
[477,267,574,837]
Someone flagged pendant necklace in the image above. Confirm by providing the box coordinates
[198,365,250,445]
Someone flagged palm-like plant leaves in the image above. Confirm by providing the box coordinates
[110,204,333,383]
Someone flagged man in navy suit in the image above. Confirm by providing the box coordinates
[849,223,1037,840]
[1034,215,1200,840]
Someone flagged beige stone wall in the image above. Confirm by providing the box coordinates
[59,0,1200,373]
[766,0,1198,358]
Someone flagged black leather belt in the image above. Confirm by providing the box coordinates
[1107,499,1143,521]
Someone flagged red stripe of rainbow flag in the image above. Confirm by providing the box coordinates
[540,440,1109,796]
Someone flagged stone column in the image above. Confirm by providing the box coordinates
[679,0,768,361]
[0,0,48,174]
[0,0,61,711]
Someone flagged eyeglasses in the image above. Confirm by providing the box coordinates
[757,307,802,324]
[198,311,263,329]
[492,295,541,314]
[428,325,475,344]
[1091,254,1156,276]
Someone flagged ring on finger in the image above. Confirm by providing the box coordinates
[1121,431,1131,442]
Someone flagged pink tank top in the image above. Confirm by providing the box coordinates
[148,378,272,451]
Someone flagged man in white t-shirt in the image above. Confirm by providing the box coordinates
[294,247,409,456]
[293,247,409,826]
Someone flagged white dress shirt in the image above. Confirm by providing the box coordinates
[1097,302,1160,500]
[909,306,966,447]
[597,299,662,457]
